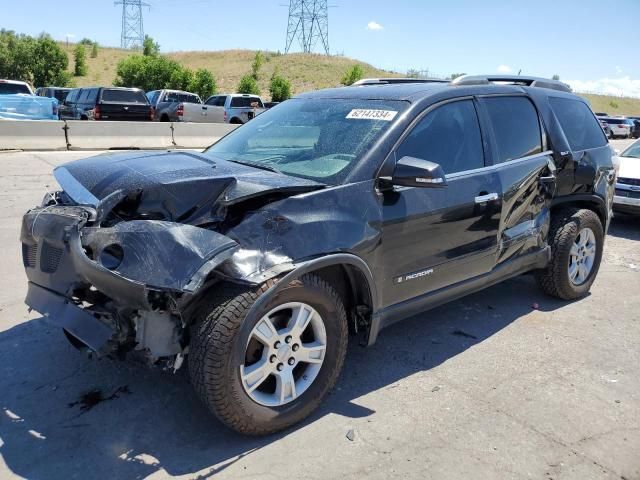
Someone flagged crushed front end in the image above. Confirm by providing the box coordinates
[21,197,237,363]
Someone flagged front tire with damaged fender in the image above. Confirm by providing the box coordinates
[188,274,348,435]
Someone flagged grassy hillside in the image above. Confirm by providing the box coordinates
[60,44,396,97]
[60,44,640,113]
[579,93,640,116]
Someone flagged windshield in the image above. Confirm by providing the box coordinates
[621,141,640,159]
[204,98,407,184]
[0,83,31,95]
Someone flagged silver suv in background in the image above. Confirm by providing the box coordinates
[203,93,266,124]
[599,117,632,139]
[147,89,204,122]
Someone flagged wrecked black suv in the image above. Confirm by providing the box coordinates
[22,75,615,435]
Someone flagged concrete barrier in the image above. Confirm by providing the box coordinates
[0,120,68,151]
[172,122,238,149]
[66,121,174,150]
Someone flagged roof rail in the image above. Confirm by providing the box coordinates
[450,74,572,93]
[352,78,449,86]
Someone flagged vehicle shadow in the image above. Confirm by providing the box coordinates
[0,274,567,480]
[608,213,640,241]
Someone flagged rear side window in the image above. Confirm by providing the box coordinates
[53,89,70,102]
[78,89,90,103]
[86,88,98,103]
[230,96,263,108]
[396,99,485,174]
[147,91,159,104]
[483,96,542,163]
[67,89,80,103]
[206,96,227,107]
[605,119,624,125]
[549,97,606,151]
[101,89,148,103]
[166,92,201,104]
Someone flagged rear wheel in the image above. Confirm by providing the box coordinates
[188,274,348,435]
[536,208,604,300]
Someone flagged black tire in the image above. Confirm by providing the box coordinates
[536,208,604,300]
[188,274,348,435]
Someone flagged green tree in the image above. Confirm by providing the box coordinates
[406,69,420,79]
[341,64,365,86]
[189,68,217,99]
[168,67,194,91]
[114,54,187,91]
[552,74,560,80]
[269,72,292,102]
[91,42,99,58]
[237,74,260,95]
[79,38,94,46]
[450,72,466,80]
[251,51,265,80]
[143,35,160,56]
[74,44,88,76]
[0,32,70,86]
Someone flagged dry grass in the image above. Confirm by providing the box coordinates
[60,43,640,113]
[60,44,395,97]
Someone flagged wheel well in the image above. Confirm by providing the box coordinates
[311,264,373,335]
[160,113,169,121]
[229,117,243,124]
[551,200,606,228]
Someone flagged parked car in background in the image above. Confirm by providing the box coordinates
[264,101,280,109]
[0,79,58,120]
[598,118,612,138]
[147,89,208,122]
[613,138,640,215]
[624,118,640,138]
[61,87,152,121]
[203,93,266,124]
[600,117,631,138]
[594,112,609,116]
[0,79,33,95]
[36,87,72,104]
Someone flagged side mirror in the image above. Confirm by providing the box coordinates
[386,156,447,188]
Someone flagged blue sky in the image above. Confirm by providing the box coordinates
[4,0,640,95]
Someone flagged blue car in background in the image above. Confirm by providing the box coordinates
[0,79,59,120]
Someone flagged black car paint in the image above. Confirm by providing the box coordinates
[21,82,615,355]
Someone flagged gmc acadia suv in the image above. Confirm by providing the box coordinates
[21,74,615,435]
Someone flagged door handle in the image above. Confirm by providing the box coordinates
[475,192,498,204]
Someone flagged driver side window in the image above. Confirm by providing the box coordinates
[396,99,485,174]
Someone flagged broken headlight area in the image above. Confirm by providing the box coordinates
[21,203,240,364]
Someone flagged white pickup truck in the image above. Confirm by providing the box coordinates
[201,93,266,124]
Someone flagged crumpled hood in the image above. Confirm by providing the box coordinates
[54,150,323,223]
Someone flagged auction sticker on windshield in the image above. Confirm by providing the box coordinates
[346,109,398,121]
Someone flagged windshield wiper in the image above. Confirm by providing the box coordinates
[228,159,282,174]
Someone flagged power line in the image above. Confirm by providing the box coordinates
[285,0,330,55]
[115,0,149,49]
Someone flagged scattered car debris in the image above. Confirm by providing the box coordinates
[346,429,356,441]
[431,386,440,392]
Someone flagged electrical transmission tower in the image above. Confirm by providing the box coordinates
[115,0,149,49]
[285,0,330,55]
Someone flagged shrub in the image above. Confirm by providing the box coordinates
[341,64,364,86]
[237,74,260,95]
[91,42,99,58]
[609,100,619,109]
[189,68,217,99]
[115,55,184,91]
[269,73,292,102]
[251,51,265,80]
[73,44,88,76]
[143,35,160,56]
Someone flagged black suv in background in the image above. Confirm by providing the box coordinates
[60,87,152,121]
[35,87,71,103]
[21,75,615,435]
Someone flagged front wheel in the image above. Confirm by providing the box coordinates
[536,208,604,300]
[188,274,348,435]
